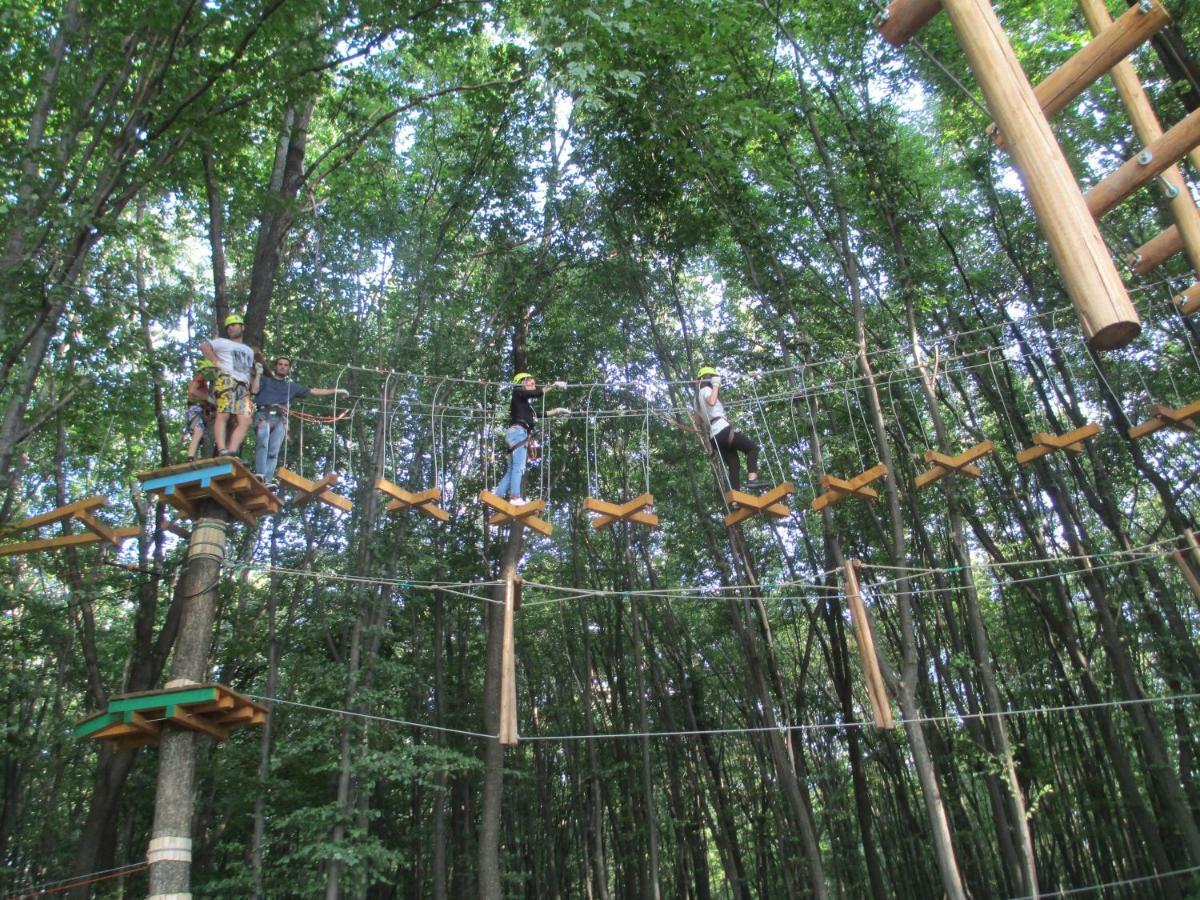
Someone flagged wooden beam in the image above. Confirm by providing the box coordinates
[498,577,519,745]
[1078,0,1200,277]
[722,483,794,527]
[1176,283,1200,317]
[875,0,941,47]
[276,467,352,513]
[1128,399,1200,440]
[914,439,994,490]
[1128,225,1183,275]
[0,496,107,537]
[377,478,447,521]
[1086,107,1200,218]
[1019,0,1171,124]
[204,478,258,528]
[1016,423,1101,465]
[812,464,887,512]
[844,560,894,730]
[584,493,659,530]
[168,708,229,742]
[480,491,553,536]
[0,525,141,559]
[941,0,1140,350]
[1171,549,1200,607]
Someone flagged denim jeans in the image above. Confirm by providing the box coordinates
[254,409,287,479]
[493,425,529,498]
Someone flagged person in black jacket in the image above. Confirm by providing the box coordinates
[493,372,564,504]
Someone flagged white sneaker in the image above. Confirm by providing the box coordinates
[509,496,527,505]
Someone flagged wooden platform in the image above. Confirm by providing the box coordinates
[584,493,658,530]
[275,467,352,513]
[1017,423,1101,465]
[138,459,281,527]
[479,491,552,536]
[914,440,994,490]
[723,483,794,527]
[378,478,448,522]
[74,683,267,750]
[812,464,887,512]
[1128,400,1200,441]
[0,496,140,558]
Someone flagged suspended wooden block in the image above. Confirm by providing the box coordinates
[377,478,448,522]
[584,493,658,530]
[0,496,140,559]
[1129,225,1183,275]
[74,683,267,751]
[812,465,887,512]
[139,459,281,527]
[723,483,794,527]
[1016,423,1101,465]
[1086,108,1200,218]
[874,0,941,47]
[478,491,552,537]
[274,467,352,513]
[843,559,894,730]
[914,440,995,490]
[1176,284,1200,317]
[1128,400,1200,441]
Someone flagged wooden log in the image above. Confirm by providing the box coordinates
[914,440,994,490]
[941,0,1140,350]
[1085,107,1200,218]
[1016,0,1171,124]
[722,483,794,527]
[584,494,659,530]
[0,496,107,536]
[276,467,352,513]
[876,0,941,47]
[1176,283,1200,317]
[844,560,894,730]
[1077,0,1200,276]
[1170,549,1200,608]
[1129,225,1183,275]
[498,577,519,745]
[0,525,141,559]
[1128,399,1200,440]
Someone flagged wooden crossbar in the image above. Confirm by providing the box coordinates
[1086,107,1200,218]
[377,478,448,522]
[914,440,995,490]
[875,0,941,47]
[479,490,552,537]
[1016,424,1101,465]
[1129,225,1182,275]
[584,493,659,530]
[0,493,140,558]
[844,560,894,730]
[812,465,887,512]
[723,483,794,527]
[0,496,107,537]
[1129,400,1200,441]
[1176,283,1200,317]
[275,467,352,513]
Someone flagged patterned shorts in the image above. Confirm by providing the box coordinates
[214,374,251,416]
[185,404,210,435]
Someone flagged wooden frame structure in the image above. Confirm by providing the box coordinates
[478,491,552,536]
[843,560,894,730]
[138,459,281,527]
[1128,401,1200,441]
[274,467,352,513]
[584,493,659,530]
[812,465,887,512]
[377,478,448,522]
[0,496,140,558]
[723,483,794,527]
[1017,423,1101,465]
[914,440,994,490]
[75,683,267,751]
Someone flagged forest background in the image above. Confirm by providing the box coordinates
[2,0,1200,896]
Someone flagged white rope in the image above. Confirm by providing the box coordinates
[1003,864,1200,900]
[247,693,496,740]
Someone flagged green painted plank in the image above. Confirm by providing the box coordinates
[108,686,218,713]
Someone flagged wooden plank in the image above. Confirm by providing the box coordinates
[169,708,229,742]
[277,467,351,513]
[204,478,258,528]
[1086,107,1200,218]
[1129,225,1183,275]
[591,510,660,530]
[0,496,107,536]
[940,0,1141,350]
[0,525,140,559]
[875,0,941,47]
[75,511,119,546]
[585,493,657,530]
[1176,283,1200,317]
[1171,549,1200,607]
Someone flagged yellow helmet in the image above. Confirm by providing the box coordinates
[224,313,245,327]
[696,366,718,379]
[197,359,217,371]
[512,372,534,384]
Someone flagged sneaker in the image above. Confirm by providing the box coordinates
[509,496,527,506]
[255,474,266,483]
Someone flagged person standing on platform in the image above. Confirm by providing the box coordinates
[492,372,565,505]
[185,359,218,462]
[253,356,349,484]
[695,366,758,491]
[200,313,259,458]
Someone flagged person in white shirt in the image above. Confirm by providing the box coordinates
[200,313,260,457]
[695,366,758,491]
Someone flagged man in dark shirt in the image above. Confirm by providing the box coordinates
[492,372,564,504]
[253,356,348,483]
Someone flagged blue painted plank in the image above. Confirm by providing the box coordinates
[142,463,233,493]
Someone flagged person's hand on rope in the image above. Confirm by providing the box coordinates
[545,407,571,417]
[335,388,349,396]
[710,374,721,389]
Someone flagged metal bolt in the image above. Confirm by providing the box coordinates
[1137,149,1153,165]
[1159,175,1180,199]
[1138,0,1153,13]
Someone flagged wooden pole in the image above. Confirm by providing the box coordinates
[1085,108,1200,218]
[843,560,894,730]
[1129,225,1183,275]
[876,0,942,47]
[1077,0,1200,277]
[939,0,1140,350]
[147,509,228,899]
[498,575,519,745]
[1170,550,1200,611]
[1177,283,1200,316]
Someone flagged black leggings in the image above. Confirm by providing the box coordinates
[710,427,758,491]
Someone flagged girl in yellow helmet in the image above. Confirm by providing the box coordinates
[695,367,758,491]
